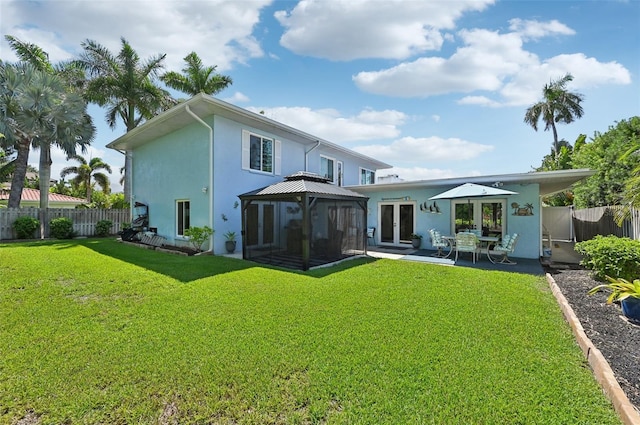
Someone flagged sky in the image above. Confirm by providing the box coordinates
[1,0,639,192]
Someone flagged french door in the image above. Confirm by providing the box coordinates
[379,202,415,246]
[452,199,506,237]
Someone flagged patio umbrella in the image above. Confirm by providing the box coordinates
[429,183,518,200]
[429,183,518,229]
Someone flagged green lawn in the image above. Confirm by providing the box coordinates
[0,239,620,424]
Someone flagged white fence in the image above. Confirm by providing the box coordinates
[0,208,130,240]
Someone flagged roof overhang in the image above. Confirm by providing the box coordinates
[348,169,596,197]
[107,93,391,170]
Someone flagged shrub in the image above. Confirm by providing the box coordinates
[12,216,39,239]
[49,217,74,239]
[575,235,640,281]
[95,220,113,237]
[184,226,214,252]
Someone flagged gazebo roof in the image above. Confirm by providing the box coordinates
[239,172,368,200]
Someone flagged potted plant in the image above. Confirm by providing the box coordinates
[588,276,640,321]
[410,233,422,249]
[224,231,237,253]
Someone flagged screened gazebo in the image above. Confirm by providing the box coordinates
[238,172,369,270]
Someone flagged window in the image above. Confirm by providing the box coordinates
[360,168,375,185]
[337,161,344,186]
[242,130,281,174]
[321,155,335,183]
[177,200,190,236]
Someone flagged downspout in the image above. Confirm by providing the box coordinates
[305,140,321,172]
[185,105,214,253]
[114,148,133,223]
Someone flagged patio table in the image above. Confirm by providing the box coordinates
[443,235,500,263]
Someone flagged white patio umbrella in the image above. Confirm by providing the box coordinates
[429,183,518,200]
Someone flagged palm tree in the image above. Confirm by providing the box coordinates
[0,62,94,208]
[75,37,176,200]
[161,52,232,96]
[5,35,94,208]
[524,73,585,158]
[60,155,112,202]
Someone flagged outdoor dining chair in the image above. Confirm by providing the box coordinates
[429,228,450,257]
[493,233,519,264]
[455,232,480,263]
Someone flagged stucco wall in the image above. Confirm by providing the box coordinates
[362,183,541,259]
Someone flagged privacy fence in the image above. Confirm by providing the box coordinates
[0,208,130,240]
[573,206,640,242]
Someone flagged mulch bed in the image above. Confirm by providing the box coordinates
[546,265,640,411]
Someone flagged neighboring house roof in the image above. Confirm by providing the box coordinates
[348,169,596,197]
[0,188,86,205]
[106,93,392,170]
[239,172,368,200]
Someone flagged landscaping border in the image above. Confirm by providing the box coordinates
[546,273,640,425]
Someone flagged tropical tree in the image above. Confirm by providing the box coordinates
[572,117,640,208]
[161,51,232,96]
[5,35,93,208]
[60,155,112,202]
[524,73,585,160]
[0,62,94,208]
[75,37,176,200]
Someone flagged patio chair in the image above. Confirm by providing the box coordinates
[455,232,480,263]
[429,228,450,258]
[493,233,519,264]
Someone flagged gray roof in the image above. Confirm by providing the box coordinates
[239,172,367,199]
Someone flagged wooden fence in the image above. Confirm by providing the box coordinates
[573,206,640,242]
[0,208,130,240]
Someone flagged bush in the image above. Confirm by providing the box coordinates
[183,226,214,253]
[95,220,113,237]
[575,235,640,281]
[13,216,39,239]
[49,217,74,239]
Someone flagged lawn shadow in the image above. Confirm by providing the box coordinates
[74,239,375,282]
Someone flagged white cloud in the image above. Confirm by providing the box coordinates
[0,0,271,71]
[508,18,575,40]
[245,106,406,142]
[353,136,494,163]
[223,92,251,103]
[274,0,494,61]
[353,22,632,105]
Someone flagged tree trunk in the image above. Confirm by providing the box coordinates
[8,140,31,208]
[38,144,51,209]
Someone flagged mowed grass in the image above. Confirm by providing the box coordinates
[0,239,619,424]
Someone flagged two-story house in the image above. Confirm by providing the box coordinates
[107,93,391,255]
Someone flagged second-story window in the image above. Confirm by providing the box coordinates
[242,130,281,175]
[250,134,273,173]
[321,155,335,183]
[360,168,375,185]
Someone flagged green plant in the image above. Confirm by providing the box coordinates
[95,220,113,237]
[223,231,236,241]
[410,233,422,239]
[49,217,74,239]
[589,276,640,304]
[121,222,131,230]
[575,235,640,281]
[183,225,213,252]
[12,216,39,239]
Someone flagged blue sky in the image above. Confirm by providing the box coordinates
[1,0,638,191]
